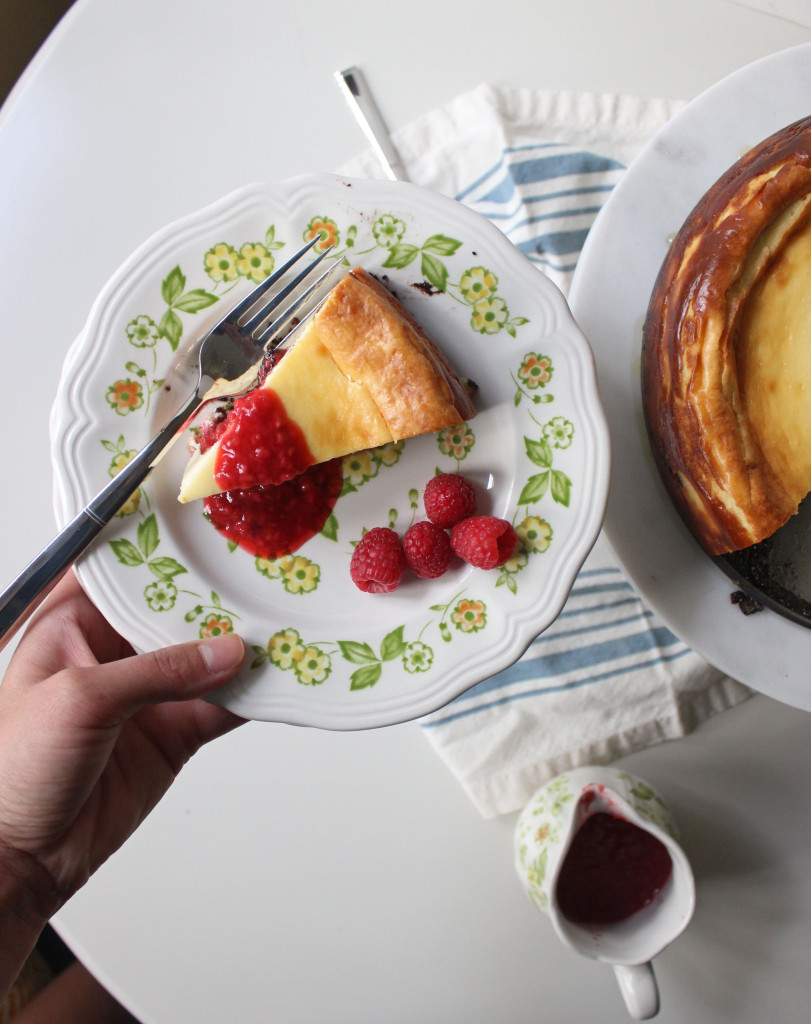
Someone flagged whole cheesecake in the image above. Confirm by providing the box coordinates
[179,267,476,502]
[642,115,811,556]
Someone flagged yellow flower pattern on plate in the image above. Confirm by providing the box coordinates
[101,207,584,699]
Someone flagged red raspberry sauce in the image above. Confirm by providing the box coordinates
[198,373,342,560]
[203,459,343,560]
[555,812,673,925]
[214,386,314,492]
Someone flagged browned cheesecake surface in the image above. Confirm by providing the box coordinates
[642,115,811,555]
[179,267,476,502]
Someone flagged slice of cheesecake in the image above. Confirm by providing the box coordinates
[178,267,476,502]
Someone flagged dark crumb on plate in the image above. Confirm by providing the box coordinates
[412,280,440,296]
[372,272,400,301]
[730,590,764,616]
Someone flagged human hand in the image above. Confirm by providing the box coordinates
[0,571,245,925]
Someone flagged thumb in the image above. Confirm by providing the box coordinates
[65,633,246,727]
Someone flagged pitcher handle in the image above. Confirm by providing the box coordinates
[612,962,659,1020]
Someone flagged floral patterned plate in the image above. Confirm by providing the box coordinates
[51,175,609,728]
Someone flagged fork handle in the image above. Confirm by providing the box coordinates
[0,395,198,652]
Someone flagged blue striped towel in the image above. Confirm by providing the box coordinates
[339,84,752,817]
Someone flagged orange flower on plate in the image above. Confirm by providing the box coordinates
[451,598,487,633]
[199,614,233,639]
[106,378,144,415]
[518,353,553,389]
[304,216,339,253]
[437,423,475,461]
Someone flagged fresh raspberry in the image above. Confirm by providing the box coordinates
[350,527,406,593]
[450,516,519,569]
[402,521,454,579]
[423,473,477,529]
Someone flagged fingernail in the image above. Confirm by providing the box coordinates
[199,633,245,673]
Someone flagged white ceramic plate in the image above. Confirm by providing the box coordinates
[51,175,609,728]
[569,43,811,712]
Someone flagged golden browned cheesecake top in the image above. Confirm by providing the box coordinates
[179,266,476,502]
[642,115,811,555]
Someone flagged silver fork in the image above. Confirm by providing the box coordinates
[0,238,338,649]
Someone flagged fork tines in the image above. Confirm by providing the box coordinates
[228,236,318,327]
[240,242,337,336]
[254,254,345,348]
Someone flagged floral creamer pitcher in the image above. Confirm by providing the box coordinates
[514,766,695,1019]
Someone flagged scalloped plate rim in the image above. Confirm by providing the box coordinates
[51,174,609,729]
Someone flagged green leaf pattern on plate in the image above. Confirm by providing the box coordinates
[107,509,240,637]
[497,353,577,595]
[100,209,583,695]
[251,593,490,691]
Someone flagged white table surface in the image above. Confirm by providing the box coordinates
[3,1,811,1021]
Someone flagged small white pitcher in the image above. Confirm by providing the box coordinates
[514,766,695,1020]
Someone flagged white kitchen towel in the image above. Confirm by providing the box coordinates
[339,83,752,819]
